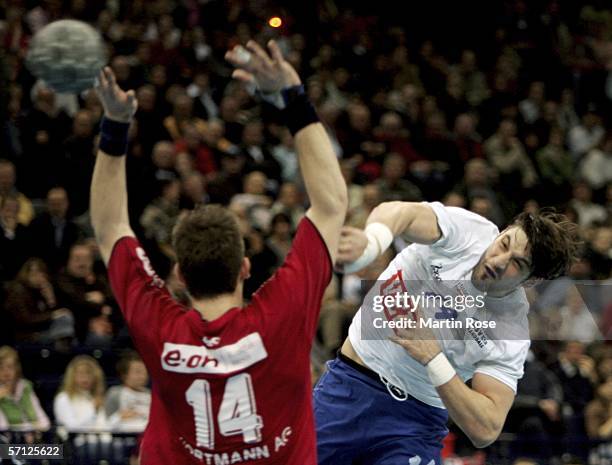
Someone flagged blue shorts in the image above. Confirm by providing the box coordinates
[314,355,449,465]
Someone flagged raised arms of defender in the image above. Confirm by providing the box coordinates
[225,40,347,262]
[91,67,137,264]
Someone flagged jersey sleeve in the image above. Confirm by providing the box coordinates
[474,338,530,393]
[427,202,499,256]
[249,217,333,342]
[108,237,183,354]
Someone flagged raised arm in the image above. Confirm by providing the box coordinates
[226,40,347,262]
[90,67,137,264]
[338,201,441,272]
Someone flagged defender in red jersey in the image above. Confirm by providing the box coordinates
[90,40,347,464]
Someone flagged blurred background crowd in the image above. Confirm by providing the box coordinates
[0,0,611,463]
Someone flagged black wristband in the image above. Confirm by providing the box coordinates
[282,89,320,136]
[99,117,130,156]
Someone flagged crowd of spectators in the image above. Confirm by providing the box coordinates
[0,0,611,463]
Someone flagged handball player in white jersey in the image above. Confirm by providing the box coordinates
[314,201,579,465]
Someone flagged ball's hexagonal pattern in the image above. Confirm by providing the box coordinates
[26,19,106,93]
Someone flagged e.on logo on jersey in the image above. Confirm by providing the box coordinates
[161,333,268,374]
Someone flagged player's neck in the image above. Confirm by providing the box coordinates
[192,289,243,321]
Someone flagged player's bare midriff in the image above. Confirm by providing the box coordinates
[340,337,368,368]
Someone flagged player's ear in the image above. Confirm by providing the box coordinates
[239,257,251,281]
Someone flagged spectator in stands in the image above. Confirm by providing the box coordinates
[187,71,219,121]
[455,49,489,107]
[271,128,299,183]
[588,226,612,280]
[270,182,305,228]
[443,191,467,208]
[414,111,462,188]
[453,159,505,226]
[536,127,574,204]
[452,113,484,163]
[266,212,293,265]
[531,101,562,146]
[550,341,596,456]
[376,153,422,202]
[4,258,74,345]
[438,70,469,128]
[241,120,282,183]
[558,89,580,132]
[151,140,178,183]
[484,119,538,195]
[140,178,181,258]
[0,195,29,280]
[56,243,114,346]
[180,172,207,210]
[105,351,151,432]
[29,187,81,271]
[505,349,564,460]
[230,171,273,232]
[337,102,374,161]
[580,134,612,191]
[519,81,546,125]
[556,287,601,344]
[568,110,605,160]
[207,151,246,205]
[570,181,608,228]
[585,377,612,440]
[348,183,382,228]
[0,346,50,431]
[0,159,33,226]
[373,111,419,164]
[175,122,217,177]
[163,93,206,141]
[54,355,107,430]
[134,84,169,155]
[19,87,71,198]
[469,195,498,224]
[61,109,97,216]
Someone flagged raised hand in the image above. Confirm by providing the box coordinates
[225,40,301,95]
[94,67,137,123]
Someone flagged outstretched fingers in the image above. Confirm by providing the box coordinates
[246,40,273,68]
[267,40,284,64]
[232,69,256,85]
[126,89,138,113]
[225,46,252,67]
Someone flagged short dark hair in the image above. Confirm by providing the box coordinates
[511,210,581,280]
[172,204,244,299]
[117,350,142,380]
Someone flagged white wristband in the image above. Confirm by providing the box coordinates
[342,223,394,274]
[426,353,456,387]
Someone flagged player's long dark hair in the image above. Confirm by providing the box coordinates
[512,210,581,280]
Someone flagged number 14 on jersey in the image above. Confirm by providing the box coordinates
[186,373,263,450]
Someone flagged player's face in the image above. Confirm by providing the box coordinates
[472,227,532,296]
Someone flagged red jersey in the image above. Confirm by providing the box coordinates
[108,218,331,465]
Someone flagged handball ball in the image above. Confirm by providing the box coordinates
[26,20,106,94]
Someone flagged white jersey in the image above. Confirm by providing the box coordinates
[348,202,530,409]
